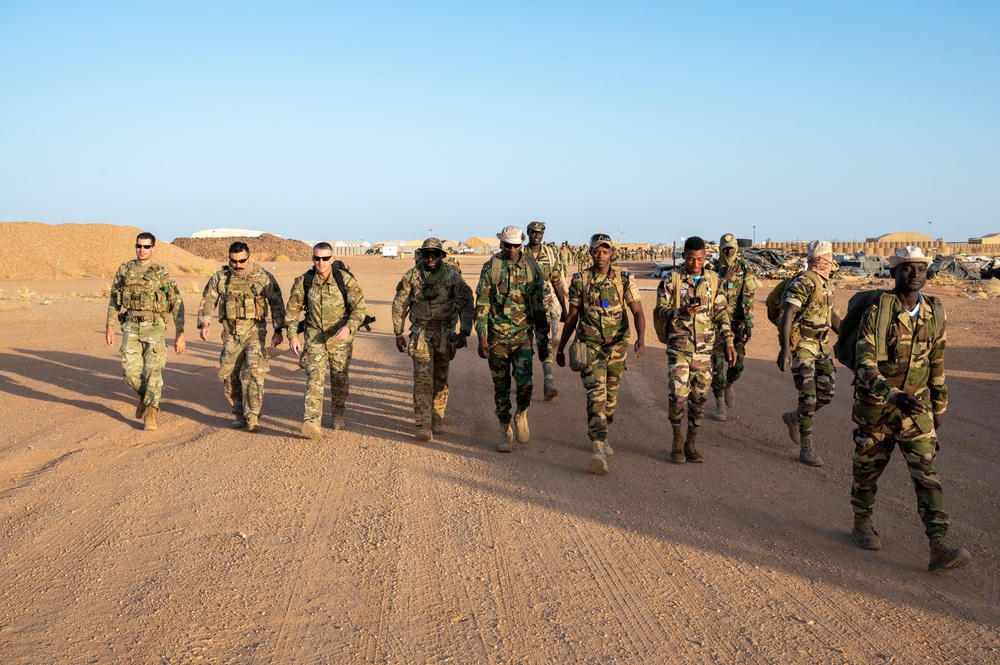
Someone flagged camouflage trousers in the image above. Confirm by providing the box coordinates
[408,326,457,427]
[536,295,562,370]
[668,351,712,426]
[790,351,836,436]
[579,341,627,442]
[218,323,269,417]
[487,338,534,424]
[119,319,167,409]
[851,423,949,537]
[300,339,353,423]
[711,332,747,393]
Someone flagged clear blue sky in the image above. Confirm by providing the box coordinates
[2,1,997,245]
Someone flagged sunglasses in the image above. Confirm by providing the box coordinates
[313,255,333,262]
[590,234,611,243]
[501,242,520,249]
[229,257,249,265]
[135,244,153,249]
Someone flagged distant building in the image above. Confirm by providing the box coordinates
[192,228,272,238]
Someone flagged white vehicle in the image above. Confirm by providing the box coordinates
[382,246,399,258]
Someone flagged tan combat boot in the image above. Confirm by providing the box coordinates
[301,420,322,439]
[670,423,686,464]
[799,434,823,466]
[928,534,971,572]
[602,439,615,457]
[543,366,557,401]
[143,406,158,431]
[431,415,443,435]
[588,441,609,475]
[332,416,346,431]
[514,408,530,443]
[782,411,801,445]
[415,418,432,441]
[684,426,704,463]
[712,391,727,421]
[851,516,881,550]
[724,382,736,407]
[246,414,259,432]
[497,421,514,453]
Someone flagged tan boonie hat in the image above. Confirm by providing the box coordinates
[526,221,545,232]
[497,225,525,245]
[888,245,932,268]
[419,237,445,255]
[589,233,614,251]
[720,233,738,250]
[807,240,833,258]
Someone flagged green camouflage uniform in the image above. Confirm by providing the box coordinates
[711,257,756,391]
[784,270,836,436]
[568,267,641,442]
[525,243,564,362]
[851,293,950,537]
[106,260,185,410]
[197,263,286,419]
[285,268,368,425]
[392,263,474,429]
[474,253,550,423]
[656,268,734,426]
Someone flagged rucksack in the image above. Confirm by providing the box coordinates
[653,270,718,345]
[833,290,944,370]
[296,261,376,334]
[765,277,793,327]
[487,252,539,287]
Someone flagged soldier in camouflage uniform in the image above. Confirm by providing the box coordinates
[555,234,645,475]
[849,246,970,572]
[286,242,368,439]
[655,236,736,464]
[105,232,186,431]
[558,241,573,286]
[393,238,474,441]
[197,242,286,432]
[777,240,841,466]
[710,233,757,421]
[524,221,568,401]
[475,225,550,452]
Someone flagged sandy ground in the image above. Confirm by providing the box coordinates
[1,255,998,664]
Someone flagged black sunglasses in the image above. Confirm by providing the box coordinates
[501,242,520,249]
[135,244,153,249]
[590,234,611,243]
[313,255,333,262]
[229,257,249,265]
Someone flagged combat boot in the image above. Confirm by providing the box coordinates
[143,406,158,431]
[301,420,322,439]
[712,392,727,421]
[544,378,558,401]
[588,442,609,475]
[724,382,735,407]
[431,415,444,435]
[497,421,514,453]
[415,419,432,441]
[332,416,346,431]
[231,411,248,429]
[799,434,823,466]
[602,439,615,457]
[246,414,259,433]
[928,534,971,572]
[135,393,146,419]
[851,516,881,550]
[684,426,704,463]
[514,408,530,443]
[670,423,686,464]
[782,411,801,445]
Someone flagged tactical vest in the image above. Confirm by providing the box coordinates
[219,268,267,322]
[578,268,628,343]
[119,263,170,314]
[408,265,458,325]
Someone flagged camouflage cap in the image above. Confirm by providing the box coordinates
[589,232,614,251]
[527,221,546,232]
[419,237,445,254]
[720,233,738,250]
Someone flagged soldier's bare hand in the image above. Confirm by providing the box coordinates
[174,334,186,355]
[682,304,702,317]
[271,331,283,348]
[199,325,210,342]
[290,337,303,355]
[105,325,115,347]
[455,333,468,349]
[334,327,350,342]
[633,340,645,359]
[893,392,927,416]
[555,350,566,367]
[725,345,737,365]
[777,348,791,372]
[395,335,408,353]
[477,336,488,359]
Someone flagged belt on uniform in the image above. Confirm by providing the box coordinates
[125,313,159,323]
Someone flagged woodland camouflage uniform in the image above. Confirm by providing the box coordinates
[711,254,756,395]
[198,263,285,421]
[783,270,836,438]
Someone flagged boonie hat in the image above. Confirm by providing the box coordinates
[497,225,526,245]
[419,237,445,256]
[526,221,546,232]
[720,233,738,250]
[589,233,614,251]
[807,240,834,258]
[888,245,932,268]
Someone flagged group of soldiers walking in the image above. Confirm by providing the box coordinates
[106,228,970,573]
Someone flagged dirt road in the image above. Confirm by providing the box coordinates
[1,256,997,663]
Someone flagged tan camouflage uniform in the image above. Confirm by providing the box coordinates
[198,263,285,420]
[784,270,836,437]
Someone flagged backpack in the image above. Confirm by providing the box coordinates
[487,252,539,287]
[296,261,376,334]
[653,270,718,345]
[765,278,793,327]
[833,290,943,371]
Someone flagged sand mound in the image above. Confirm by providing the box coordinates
[0,222,219,280]
[172,233,313,262]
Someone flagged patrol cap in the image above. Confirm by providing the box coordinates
[418,237,445,257]
[888,245,932,268]
[807,240,834,258]
[589,232,614,251]
[720,233,738,250]
[497,225,526,245]
[527,221,546,233]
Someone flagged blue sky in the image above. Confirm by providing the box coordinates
[1,1,997,244]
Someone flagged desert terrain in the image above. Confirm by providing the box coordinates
[1,235,998,663]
